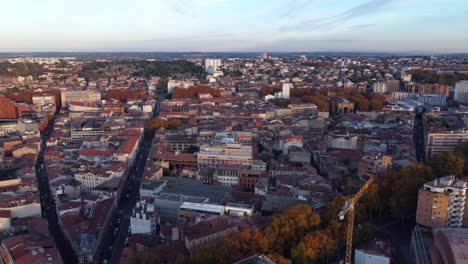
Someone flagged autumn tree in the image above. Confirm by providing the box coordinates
[291,229,336,264]
[263,204,320,256]
[429,151,464,177]
[166,119,182,129]
[266,254,292,264]
[145,117,167,133]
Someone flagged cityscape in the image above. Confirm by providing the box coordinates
[1,1,468,264]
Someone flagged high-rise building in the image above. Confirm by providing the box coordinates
[260,53,268,60]
[416,176,466,228]
[454,80,468,104]
[386,79,401,93]
[372,82,388,94]
[426,130,468,158]
[204,59,222,74]
[0,95,18,119]
[274,83,292,99]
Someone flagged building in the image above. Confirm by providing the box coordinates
[354,239,391,264]
[260,53,268,60]
[372,82,388,94]
[326,134,358,150]
[454,80,468,105]
[197,132,253,169]
[68,102,100,112]
[330,97,355,115]
[234,255,276,264]
[274,83,292,99]
[386,79,400,93]
[416,176,466,228]
[61,90,101,106]
[130,200,156,234]
[429,228,468,264]
[358,154,392,179]
[205,59,222,74]
[426,131,468,158]
[0,95,18,119]
[183,216,238,250]
[32,93,56,111]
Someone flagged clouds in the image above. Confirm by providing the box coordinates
[281,0,320,17]
[171,0,234,16]
[280,0,396,32]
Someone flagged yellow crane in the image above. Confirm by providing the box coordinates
[338,177,374,264]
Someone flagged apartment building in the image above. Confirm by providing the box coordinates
[416,176,466,228]
[426,131,468,158]
[197,132,253,169]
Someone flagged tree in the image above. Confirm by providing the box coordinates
[266,254,291,264]
[429,151,464,177]
[377,163,435,220]
[291,230,336,264]
[166,119,182,129]
[263,204,321,256]
[127,252,163,264]
[145,117,167,133]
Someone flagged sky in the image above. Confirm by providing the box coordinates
[1,0,468,52]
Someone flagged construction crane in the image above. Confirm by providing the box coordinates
[338,177,374,264]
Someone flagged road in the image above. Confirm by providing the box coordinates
[97,91,165,264]
[413,108,426,163]
[35,111,78,263]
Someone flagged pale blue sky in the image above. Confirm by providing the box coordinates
[1,0,467,52]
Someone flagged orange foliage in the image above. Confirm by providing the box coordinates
[172,84,220,99]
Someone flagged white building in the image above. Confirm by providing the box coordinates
[205,59,222,74]
[372,82,388,94]
[130,200,156,234]
[355,241,391,264]
[274,83,293,99]
[454,80,468,105]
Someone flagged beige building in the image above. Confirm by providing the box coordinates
[61,90,101,106]
[426,131,468,158]
[416,176,466,228]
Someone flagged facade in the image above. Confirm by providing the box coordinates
[372,82,388,94]
[354,239,391,264]
[326,134,358,150]
[0,95,18,119]
[330,98,355,115]
[130,200,156,234]
[416,176,466,228]
[454,80,468,104]
[426,131,468,158]
[32,94,56,111]
[197,132,253,169]
[205,59,222,74]
[61,90,101,106]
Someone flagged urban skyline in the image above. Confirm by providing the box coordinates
[1,0,468,52]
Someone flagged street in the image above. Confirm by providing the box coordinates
[97,91,165,264]
[35,111,78,263]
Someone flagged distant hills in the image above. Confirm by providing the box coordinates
[1,51,468,60]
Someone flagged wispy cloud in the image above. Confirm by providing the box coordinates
[171,0,233,16]
[280,0,396,32]
[281,0,319,17]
